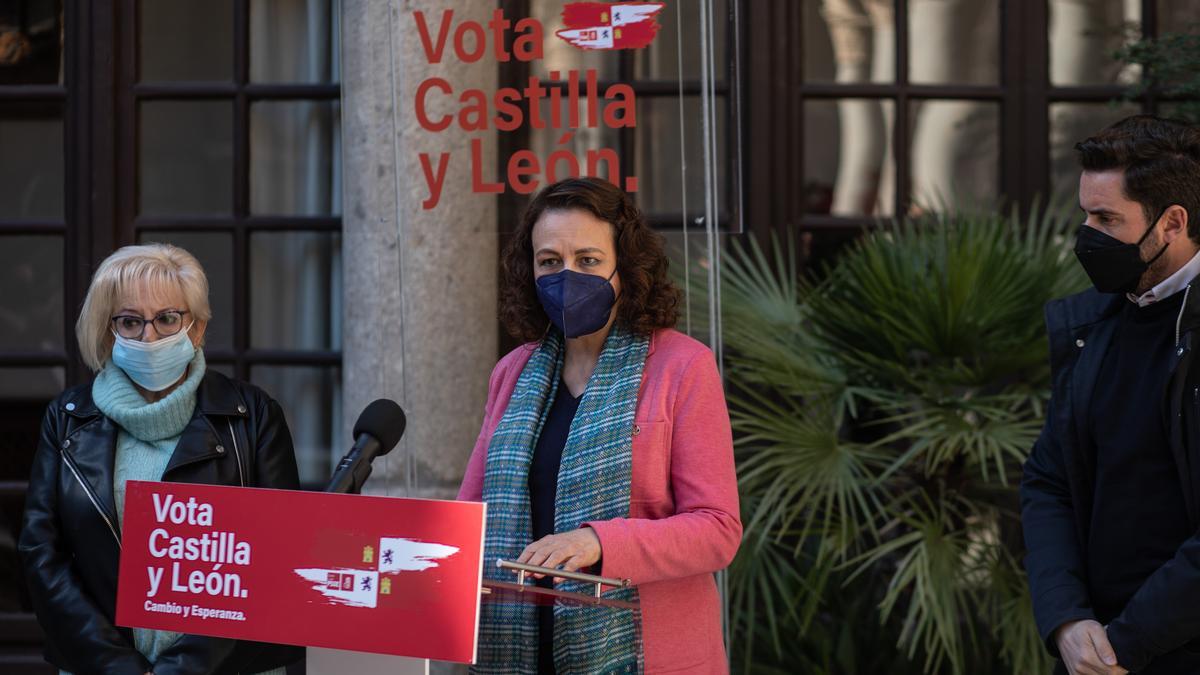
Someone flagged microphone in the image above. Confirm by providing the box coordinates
[324,399,406,494]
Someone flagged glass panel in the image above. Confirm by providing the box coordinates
[661,229,735,344]
[1050,102,1141,197]
[139,101,234,216]
[207,361,235,378]
[633,0,727,81]
[250,0,340,83]
[250,365,341,488]
[523,94,621,198]
[1152,4,1200,121]
[0,366,64,399]
[138,231,235,350]
[0,236,62,350]
[0,103,62,218]
[532,0,621,80]
[633,96,727,218]
[250,101,341,215]
[1048,0,1140,86]
[1158,1,1200,35]
[805,99,895,217]
[805,0,895,84]
[0,0,64,85]
[139,0,234,82]
[909,101,1000,210]
[249,231,341,350]
[908,0,999,85]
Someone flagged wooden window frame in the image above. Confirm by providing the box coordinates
[741,0,1165,245]
[114,0,342,382]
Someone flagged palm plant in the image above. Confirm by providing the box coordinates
[704,202,1087,674]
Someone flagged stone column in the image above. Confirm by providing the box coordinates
[341,0,498,502]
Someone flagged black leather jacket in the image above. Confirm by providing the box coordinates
[18,369,305,675]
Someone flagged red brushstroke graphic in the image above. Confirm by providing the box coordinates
[557,2,665,51]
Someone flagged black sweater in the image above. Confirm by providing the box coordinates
[1087,291,1191,624]
[528,380,582,675]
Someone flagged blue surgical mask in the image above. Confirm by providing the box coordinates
[536,269,618,338]
[110,323,196,391]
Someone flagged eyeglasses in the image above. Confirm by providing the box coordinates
[110,310,190,340]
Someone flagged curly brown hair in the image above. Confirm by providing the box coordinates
[500,177,681,342]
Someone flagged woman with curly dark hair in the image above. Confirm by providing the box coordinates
[458,177,741,674]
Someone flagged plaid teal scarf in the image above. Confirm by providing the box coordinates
[476,325,649,675]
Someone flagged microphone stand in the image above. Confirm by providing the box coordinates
[324,436,383,494]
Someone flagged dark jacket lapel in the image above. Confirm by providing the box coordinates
[1048,288,1122,483]
[59,385,122,534]
[1169,282,1200,525]
[164,371,249,476]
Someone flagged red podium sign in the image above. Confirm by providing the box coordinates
[115,481,486,664]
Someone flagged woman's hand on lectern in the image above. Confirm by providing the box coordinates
[516,527,603,582]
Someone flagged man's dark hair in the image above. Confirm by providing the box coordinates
[1076,114,1200,242]
[499,177,680,342]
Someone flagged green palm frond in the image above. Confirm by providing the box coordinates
[872,392,1045,485]
[694,196,1086,674]
[985,547,1055,674]
[727,521,817,669]
[807,207,1080,394]
[847,492,990,675]
[733,392,890,552]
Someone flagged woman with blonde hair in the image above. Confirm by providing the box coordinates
[19,243,302,674]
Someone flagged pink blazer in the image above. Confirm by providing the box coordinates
[458,328,742,674]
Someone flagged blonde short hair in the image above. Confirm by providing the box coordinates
[76,243,213,372]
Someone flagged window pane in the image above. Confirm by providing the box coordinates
[524,94,621,197]
[804,0,895,84]
[1049,0,1140,86]
[633,0,727,81]
[532,0,621,80]
[0,103,62,218]
[0,0,64,85]
[0,236,62,350]
[139,101,233,216]
[250,231,341,351]
[1050,102,1141,197]
[250,0,340,83]
[805,98,895,217]
[1158,1,1200,35]
[909,0,999,85]
[250,101,340,215]
[0,367,64,399]
[207,361,234,378]
[250,365,340,488]
[909,101,1000,209]
[138,231,235,350]
[633,96,727,218]
[139,0,234,82]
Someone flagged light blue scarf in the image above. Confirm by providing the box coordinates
[92,350,206,667]
[476,325,648,674]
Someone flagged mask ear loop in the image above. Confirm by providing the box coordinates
[606,266,621,303]
[536,320,553,346]
[1141,207,1174,266]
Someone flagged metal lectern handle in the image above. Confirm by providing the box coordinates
[496,559,631,598]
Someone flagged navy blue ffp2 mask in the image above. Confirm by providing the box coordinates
[535,268,618,338]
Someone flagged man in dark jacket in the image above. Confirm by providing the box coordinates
[1022,115,1200,675]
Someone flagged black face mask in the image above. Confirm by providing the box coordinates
[1073,210,1169,295]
